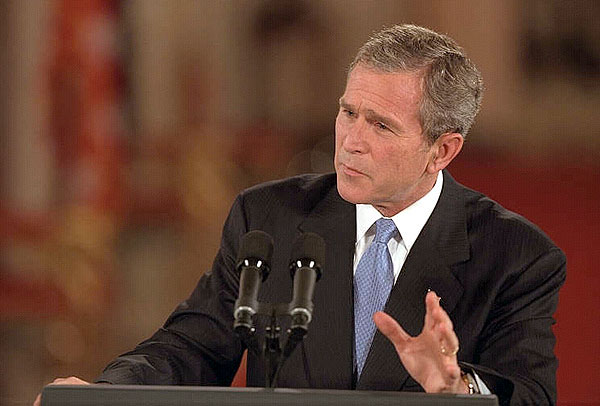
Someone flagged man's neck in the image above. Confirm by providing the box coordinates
[372,172,440,217]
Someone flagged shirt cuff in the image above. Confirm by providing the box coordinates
[472,370,491,394]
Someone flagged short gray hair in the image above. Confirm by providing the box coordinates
[350,24,483,141]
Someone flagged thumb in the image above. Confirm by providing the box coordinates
[373,311,411,348]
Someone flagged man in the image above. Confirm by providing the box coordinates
[36,24,566,406]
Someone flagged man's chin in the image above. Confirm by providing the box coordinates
[336,178,369,205]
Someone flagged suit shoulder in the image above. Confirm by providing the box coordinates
[237,173,337,220]
[242,173,336,201]
[459,182,563,258]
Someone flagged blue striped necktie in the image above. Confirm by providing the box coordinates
[354,217,397,378]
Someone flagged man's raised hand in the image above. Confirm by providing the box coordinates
[373,291,468,394]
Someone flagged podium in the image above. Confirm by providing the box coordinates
[41,385,498,405]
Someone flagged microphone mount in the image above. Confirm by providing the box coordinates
[233,231,325,388]
[236,300,306,388]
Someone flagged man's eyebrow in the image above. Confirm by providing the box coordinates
[338,98,354,109]
[364,109,401,131]
[338,98,402,131]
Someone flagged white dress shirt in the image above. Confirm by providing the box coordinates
[354,171,443,280]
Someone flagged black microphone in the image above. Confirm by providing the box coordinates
[288,232,325,337]
[233,230,274,335]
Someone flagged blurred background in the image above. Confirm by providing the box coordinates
[0,1,598,405]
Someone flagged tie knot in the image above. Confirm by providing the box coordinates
[374,218,397,244]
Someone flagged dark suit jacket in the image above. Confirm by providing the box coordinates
[97,171,566,406]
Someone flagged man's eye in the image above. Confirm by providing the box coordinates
[375,122,389,131]
[343,109,355,117]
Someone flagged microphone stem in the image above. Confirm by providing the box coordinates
[264,308,282,388]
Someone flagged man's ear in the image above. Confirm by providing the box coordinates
[427,132,464,174]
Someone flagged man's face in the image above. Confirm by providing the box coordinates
[334,64,437,217]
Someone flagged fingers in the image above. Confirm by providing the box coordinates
[438,317,460,357]
[435,305,459,357]
[373,311,411,349]
[429,297,462,393]
[426,291,460,357]
[34,377,90,406]
[423,291,439,330]
[375,293,460,357]
[373,296,465,395]
[50,376,90,385]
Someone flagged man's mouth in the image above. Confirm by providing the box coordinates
[340,163,367,177]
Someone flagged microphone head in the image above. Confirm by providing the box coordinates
[236,230,274,279]
[289,232,326,279]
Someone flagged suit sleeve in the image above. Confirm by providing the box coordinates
[95,194,248,385]
[464,247,566,406]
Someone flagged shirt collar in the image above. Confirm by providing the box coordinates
[356,171,443,252]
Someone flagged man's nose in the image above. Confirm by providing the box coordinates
[342,119,368,154]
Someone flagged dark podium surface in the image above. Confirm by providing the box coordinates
[41,385,499,406]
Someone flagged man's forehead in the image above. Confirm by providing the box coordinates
[344,65,423,97]
[341,69,423,111]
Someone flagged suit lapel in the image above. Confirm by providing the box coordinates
[298,185,356,388]
[357,171,470,390]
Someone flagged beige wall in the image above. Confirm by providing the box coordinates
[121,0,600,152]
[3,0,55,212]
